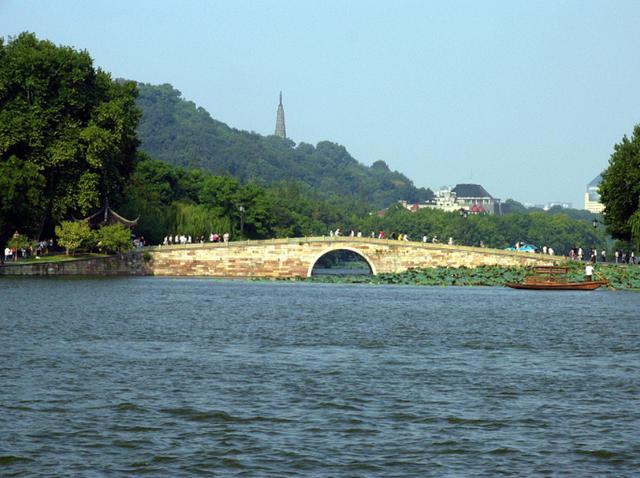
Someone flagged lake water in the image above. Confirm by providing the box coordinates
[1,278,639,476]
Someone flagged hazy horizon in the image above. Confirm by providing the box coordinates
[2,0,639,207]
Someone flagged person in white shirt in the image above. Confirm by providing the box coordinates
[585,264,594,281]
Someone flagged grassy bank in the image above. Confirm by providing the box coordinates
[2,253,109,265]
[306,263,640,290]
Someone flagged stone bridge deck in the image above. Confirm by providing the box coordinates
[145,236,560,278]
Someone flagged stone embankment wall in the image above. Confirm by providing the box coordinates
[0,254,146,276]
[0,237,561,278]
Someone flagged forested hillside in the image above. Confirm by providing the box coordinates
[135,83,432,208]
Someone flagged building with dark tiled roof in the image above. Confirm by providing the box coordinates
[452,183,501,215]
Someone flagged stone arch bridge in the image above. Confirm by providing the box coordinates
[144,237,559,278]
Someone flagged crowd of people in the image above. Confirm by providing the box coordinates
[328,229,485,247]
[162,232,231,246]
[568,246,637,264]
[325,231,639,265]
[132,236,146,248]
[3,238,53,263]
[1,230,147,264]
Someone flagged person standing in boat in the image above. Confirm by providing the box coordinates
[585,264,594,281]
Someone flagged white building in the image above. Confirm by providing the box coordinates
[584,175,605,213]
[542,202,573,211]
[421,187,464,213]
[401,184,501,215]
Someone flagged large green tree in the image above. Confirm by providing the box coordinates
[0,33,140,245]
[599,124,640,242]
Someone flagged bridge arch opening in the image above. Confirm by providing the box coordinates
[308,248,375,277]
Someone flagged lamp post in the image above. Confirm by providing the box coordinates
[238,205,245,235]
[459,208,468,245]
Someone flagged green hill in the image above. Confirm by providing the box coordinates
[135,83,432,208]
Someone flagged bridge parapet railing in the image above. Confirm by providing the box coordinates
[143,236,564,262]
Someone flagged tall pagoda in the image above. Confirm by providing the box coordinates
[274,91,286,139]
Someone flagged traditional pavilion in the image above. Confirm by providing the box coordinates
[80,199,138,229]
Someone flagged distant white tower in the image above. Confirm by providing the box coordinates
[275,91,286,139]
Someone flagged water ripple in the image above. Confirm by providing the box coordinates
[1,278,639,476]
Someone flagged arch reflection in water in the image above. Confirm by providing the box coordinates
[311,249,373,276]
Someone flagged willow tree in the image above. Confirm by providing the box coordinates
[599,124,640,244]
[0,33,140,245]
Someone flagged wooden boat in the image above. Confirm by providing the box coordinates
[505,280,609,290]
[505,266,609,291]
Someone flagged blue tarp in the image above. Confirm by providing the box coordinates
[505,243,538,252]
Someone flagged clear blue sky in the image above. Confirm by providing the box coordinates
[2,0,639,207]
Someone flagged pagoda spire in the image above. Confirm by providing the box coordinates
[275,91,286,139]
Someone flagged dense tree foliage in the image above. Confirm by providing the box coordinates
[347,206,606,254]
[501,199,528,214]
[0,33,140,246]
[135,83,433,209]
[600,124,640,243]
[119,158,606,255]
[94,224,132,254]
[119,157,372,243]
[55,220,93,255]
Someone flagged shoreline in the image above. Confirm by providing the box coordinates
[2,257,639,290]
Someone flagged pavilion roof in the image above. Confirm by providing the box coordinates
[80,199,138,229]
